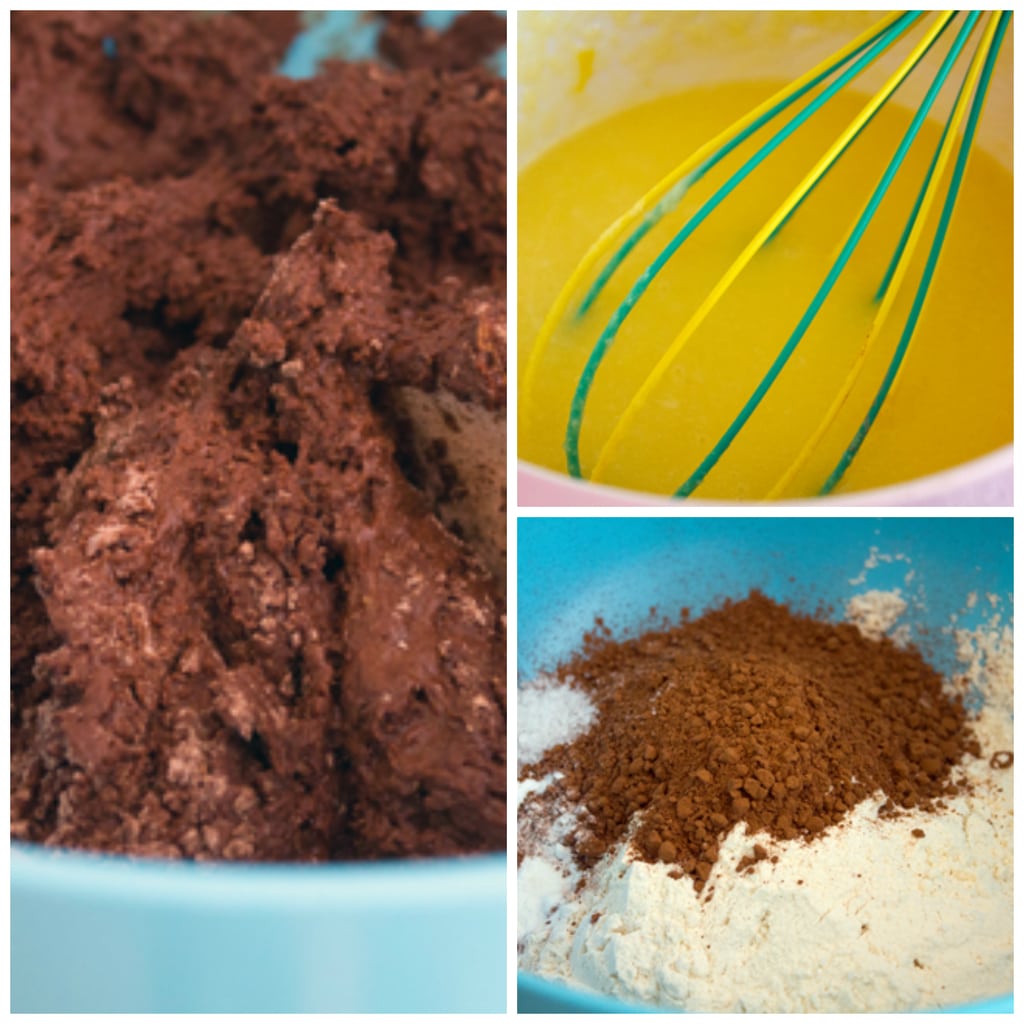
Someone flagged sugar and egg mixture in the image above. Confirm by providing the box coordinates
[519,80,1012,498]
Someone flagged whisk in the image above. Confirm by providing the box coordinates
[521,10,1011,499]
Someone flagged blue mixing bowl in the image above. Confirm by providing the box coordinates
[517,516,1012,1013]
[12,11,507,1013]
[13,847,504,1012]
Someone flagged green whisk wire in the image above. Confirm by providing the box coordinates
[821,10,1011,495]
[563,12,919,479]
[674,10,977,498]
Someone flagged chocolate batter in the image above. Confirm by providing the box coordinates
[11,11,507,861]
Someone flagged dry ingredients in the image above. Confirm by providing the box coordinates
[11,11,506,861]
[520,592,979,890]
[518,591,1013,1011]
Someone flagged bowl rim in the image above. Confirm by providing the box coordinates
[518,444,1013,507]
[11,842,505,910]
[517,970,1014,1014]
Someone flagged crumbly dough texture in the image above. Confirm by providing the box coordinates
[11,11,507,861]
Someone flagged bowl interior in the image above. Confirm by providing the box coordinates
[517,516,1012,1013]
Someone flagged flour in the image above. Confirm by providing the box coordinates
[517,673,596,947]
[517,672,597,768]
[845,588,909,643]
[847,546,912,586]
[517,593,1013,1012]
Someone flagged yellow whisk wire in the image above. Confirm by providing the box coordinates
[766,12,1003,499]
[589,12,956,485]
[520,11,908,423]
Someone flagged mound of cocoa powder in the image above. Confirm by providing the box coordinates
[520,592,981,891]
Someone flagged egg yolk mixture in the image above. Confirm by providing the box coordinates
[519,82,1011,499]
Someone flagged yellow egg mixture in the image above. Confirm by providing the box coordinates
[518,82,1011,498]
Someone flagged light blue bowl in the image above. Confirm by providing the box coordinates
[517,517,1012,1014]
[11,11,508,1013]
[13,846,505,1012]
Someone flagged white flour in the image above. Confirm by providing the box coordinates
[844,588,908,642]
[517,672,596,768]
[518,593,1013,1012]
[517,674,592,946]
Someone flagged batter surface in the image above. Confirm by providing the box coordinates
[519,81,1012,498]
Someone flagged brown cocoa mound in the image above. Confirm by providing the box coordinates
[521,592,981,891]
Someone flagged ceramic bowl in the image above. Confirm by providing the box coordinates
[517,516,1012,1012]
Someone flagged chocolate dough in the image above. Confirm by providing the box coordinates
[379,12,508,72]
[11,11,506,861]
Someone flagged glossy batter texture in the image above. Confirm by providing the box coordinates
[519,82,1011,498]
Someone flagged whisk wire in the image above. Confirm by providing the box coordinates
[573,12,936,481]
[821,10,1011,494]
[588,11,957,487]
[875,95,960,303]
[672,10,979,499]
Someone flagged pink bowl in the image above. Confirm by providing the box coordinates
[518,446,1013,507]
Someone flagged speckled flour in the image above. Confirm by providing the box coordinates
[517,592,1013,1012]
[518,673,596,767]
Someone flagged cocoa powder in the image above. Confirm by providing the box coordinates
[521,592,981,891]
